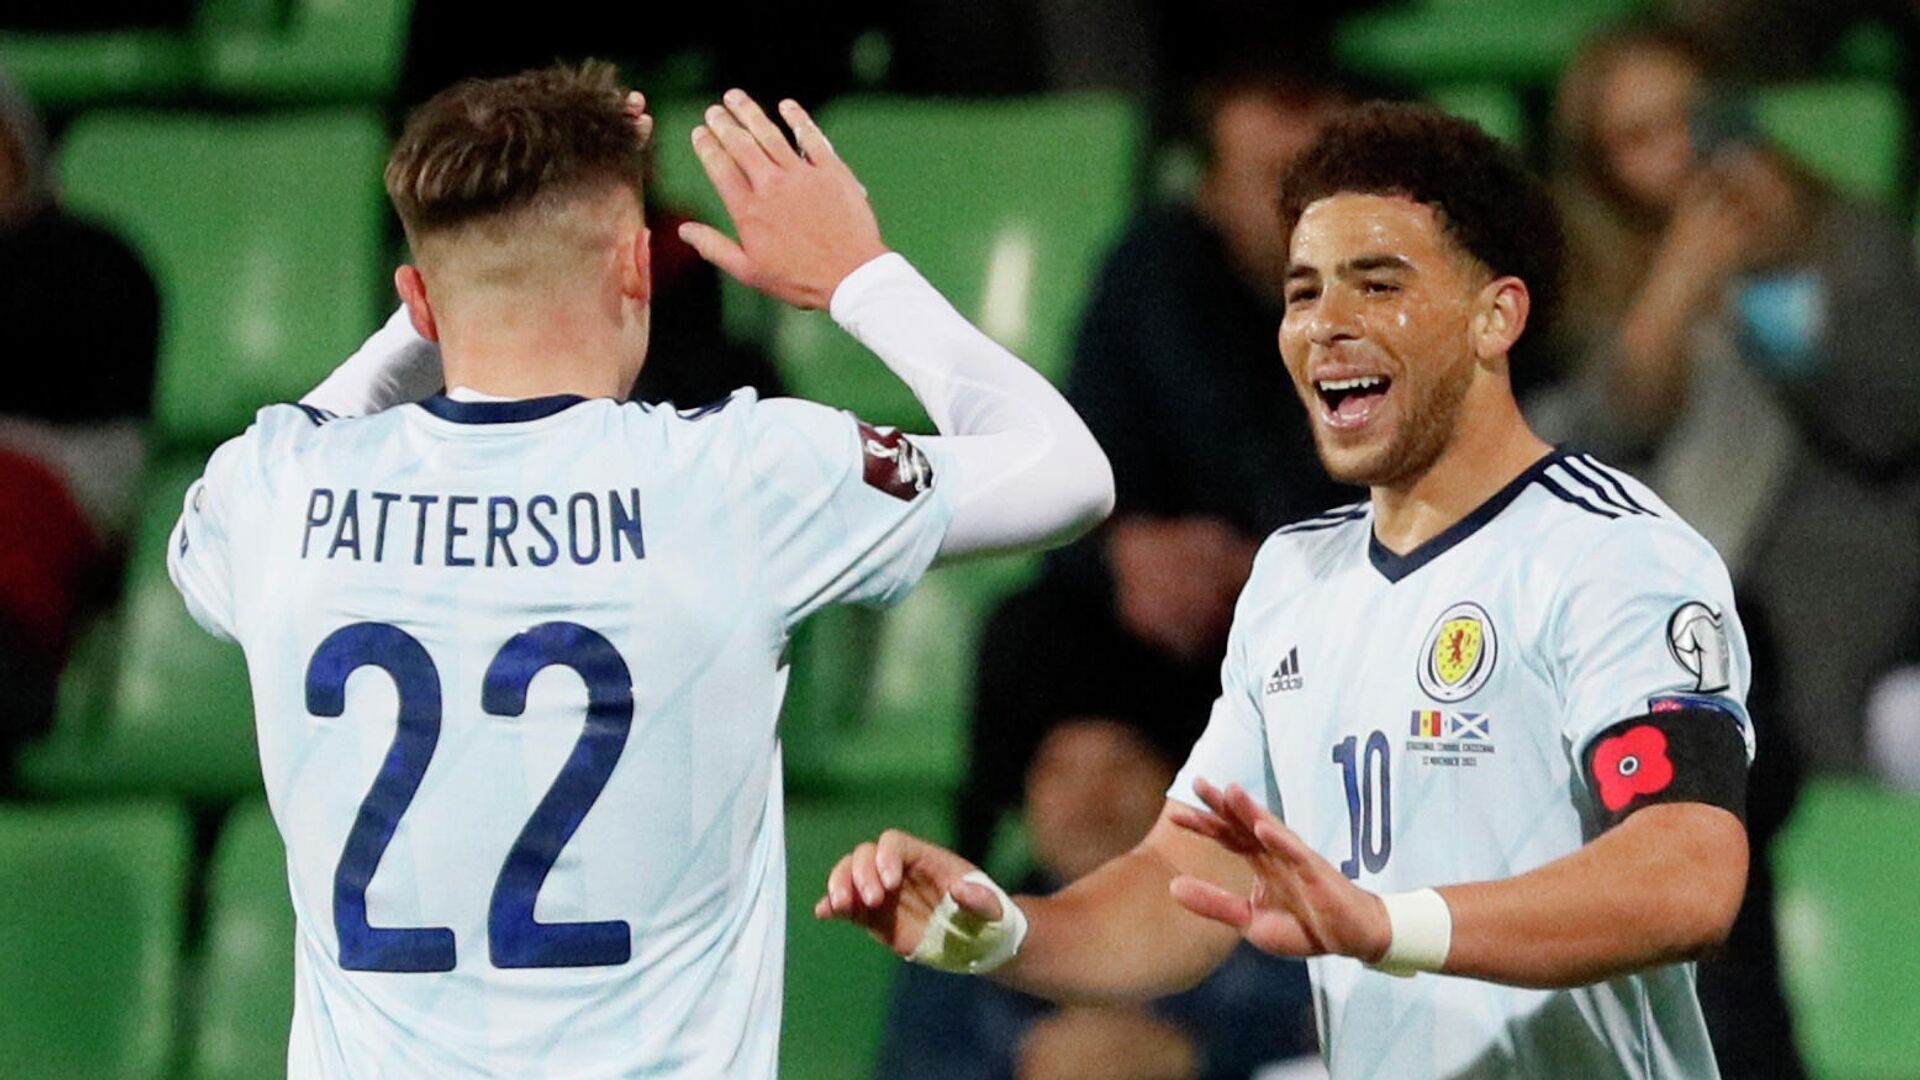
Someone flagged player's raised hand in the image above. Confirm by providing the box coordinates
[815,828,1005,957]
[680,90,888,310]
[1167,778,1392,964]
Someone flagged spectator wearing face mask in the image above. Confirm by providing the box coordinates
[1533,27,1920,778]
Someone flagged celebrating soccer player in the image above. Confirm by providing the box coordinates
[167,63,1112,1077]
[819,103,1755,1079]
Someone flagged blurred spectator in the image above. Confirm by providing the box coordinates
[0,69,157,779]
[874,717,1318,1080]
[1536,25,1920,1075]
[957,72,1357,861]
[1536,26,1920,776]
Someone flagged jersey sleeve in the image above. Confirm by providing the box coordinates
[166,433,257,642]
[1553,519,1756,770]
[746,397,955,627]
[1169,553,1281,816]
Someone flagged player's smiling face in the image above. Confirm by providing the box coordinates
[1278,193,1492,487]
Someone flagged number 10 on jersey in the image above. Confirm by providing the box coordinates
[1331,731,1392,878]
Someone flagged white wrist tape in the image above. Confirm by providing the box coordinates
[1369,888,1453,977]
[906,871,1028,975]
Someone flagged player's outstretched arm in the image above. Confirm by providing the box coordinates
[1168,778,1747,990]
[680,91,1114,558]
[817,804,1247,1005]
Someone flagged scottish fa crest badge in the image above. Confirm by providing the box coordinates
[1418,601,1497,703]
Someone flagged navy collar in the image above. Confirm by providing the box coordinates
[1367,448,1565,583]
[416,394,590,424]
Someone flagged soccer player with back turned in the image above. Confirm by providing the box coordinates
[167,65,1113,1077]
[820,104,1754,1080]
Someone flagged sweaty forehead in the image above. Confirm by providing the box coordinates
[1288,193,1454,271]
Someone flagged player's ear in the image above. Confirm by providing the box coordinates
[621,226,652,306]
[395,265,440,343]
[1471,276,1529,364]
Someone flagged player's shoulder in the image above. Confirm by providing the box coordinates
[201,401,340,473]
[1522,450,1729,588]
[724,391,893,469]
[1251,500,1373,580]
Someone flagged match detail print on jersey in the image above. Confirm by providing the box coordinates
[1417,601,1497,702]
[859,422,934,501]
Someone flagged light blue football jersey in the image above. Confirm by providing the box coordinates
[1171,448,1752,1080]
[169,390,952,1078]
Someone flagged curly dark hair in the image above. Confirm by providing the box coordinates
[1279,102,1565,345]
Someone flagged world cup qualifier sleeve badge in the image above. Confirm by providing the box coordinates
[1417,601,1497,702]
[858,422,935,502]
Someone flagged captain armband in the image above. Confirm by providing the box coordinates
[1580,702,1749,833]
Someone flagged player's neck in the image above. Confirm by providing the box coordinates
[437,313,642,402]
[1369,387,1551,556]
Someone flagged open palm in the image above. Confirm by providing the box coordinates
[1167,778,1392,963]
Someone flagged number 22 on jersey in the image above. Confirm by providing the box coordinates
[305,621,635,972]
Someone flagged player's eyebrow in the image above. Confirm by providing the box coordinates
[1338,254,1414,275]
[1285,263,1319,281]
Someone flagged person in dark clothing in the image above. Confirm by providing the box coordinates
[0,68,158,782]
[957,74,1357,861]
[631,204,785,408]
[1692,593,1808,1080]
[877,718,1316,1080]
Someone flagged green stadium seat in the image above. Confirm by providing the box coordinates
[190,801,295,1080]
[0,32,194,110]
[0,803,190,1080]
[783,554,1037,794]
[18,455,262,800]
[650,97,728,226]
[195,0,413,102]
[783,791,953,1080]
[59,110,388,446]
[1427,83,1527,146]
[1336,0,1645,86]
[1773,779,1920,1078]
[771,94,1143,430]
[1756,81,1907,206]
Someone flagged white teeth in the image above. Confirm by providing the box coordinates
[1316,376,1386,393]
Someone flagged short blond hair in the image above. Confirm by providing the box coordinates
[385,60,644,245]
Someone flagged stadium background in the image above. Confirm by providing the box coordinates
[1,1,1917,1077]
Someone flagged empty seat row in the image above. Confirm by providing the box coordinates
[0,0,412,109]
[0,794,951,1080]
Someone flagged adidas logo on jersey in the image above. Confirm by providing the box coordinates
[1265,647,1304,694]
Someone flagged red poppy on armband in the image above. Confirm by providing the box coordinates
[1592,725,1675,811]
[1580,705,1747,833]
